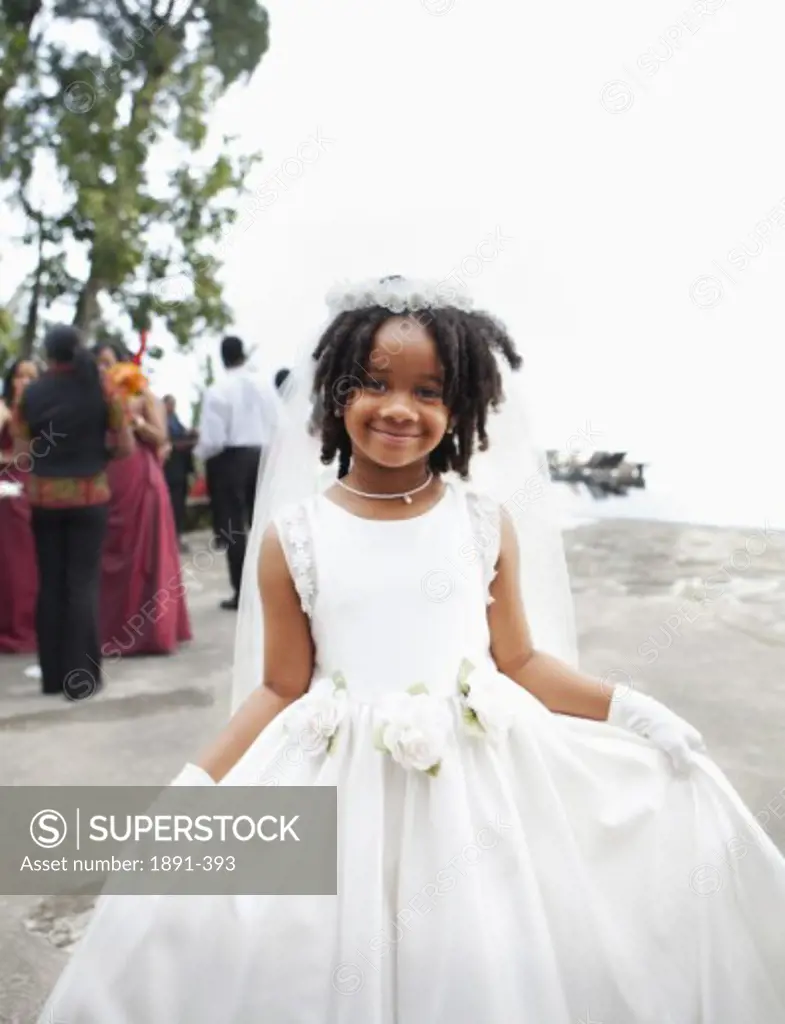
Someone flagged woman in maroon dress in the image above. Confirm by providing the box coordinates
[94,343,192,657]
[0,359,39,653]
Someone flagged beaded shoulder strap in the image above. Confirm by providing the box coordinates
[275,500,317,616]
[465,489,502,605]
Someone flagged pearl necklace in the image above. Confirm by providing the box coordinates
[336,471,434,505]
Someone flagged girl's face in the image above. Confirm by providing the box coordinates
[342,316,450,470]
[96,346,117,372]
[14,361,38,396]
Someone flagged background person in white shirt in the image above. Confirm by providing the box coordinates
[195,336,280,610]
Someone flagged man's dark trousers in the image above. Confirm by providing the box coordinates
[206,446,261,596]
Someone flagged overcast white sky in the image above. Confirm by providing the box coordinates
[3,0,784,520]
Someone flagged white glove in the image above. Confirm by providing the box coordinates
[169,762,216,786]
[608,688,706,774]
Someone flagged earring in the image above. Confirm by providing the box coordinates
[334,409,341,417]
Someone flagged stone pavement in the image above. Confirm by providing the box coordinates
[0,531,235,1023]
[1,520,784,1022]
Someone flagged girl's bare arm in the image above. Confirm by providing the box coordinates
[488,511,612,721]
[194,525,315,782]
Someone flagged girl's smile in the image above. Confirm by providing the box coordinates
[368,425,424,443]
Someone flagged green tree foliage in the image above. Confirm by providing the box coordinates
[1,0,269,349]
[0,303,21,367]
[0,280,27,368]
[190,350,213,427]
[0,0,42,156]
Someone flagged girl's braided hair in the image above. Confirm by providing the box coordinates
[310,298,522,479]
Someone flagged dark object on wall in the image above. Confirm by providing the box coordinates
[547,450,646,499]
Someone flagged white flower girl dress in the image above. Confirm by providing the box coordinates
[39,480,785,1023]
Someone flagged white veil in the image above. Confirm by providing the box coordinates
[229,280,579,715]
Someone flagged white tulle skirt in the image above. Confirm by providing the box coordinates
[38,677,785,1023]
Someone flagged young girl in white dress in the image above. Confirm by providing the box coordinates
[39,277,785,1023]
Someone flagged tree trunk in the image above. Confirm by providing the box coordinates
[72,277,103,341]
[20,222,44,357]
[20,279,40,358]
[69,50,172,341]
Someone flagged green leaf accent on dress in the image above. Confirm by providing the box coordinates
[457,658,475,689]
[462,707,482,731]
[406,682,429,696]
[372,724,388,753]
[332,671,347,690]
[425,761,442,778]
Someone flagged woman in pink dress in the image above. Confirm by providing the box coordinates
[94,343,192,657]
[0,358,39,653]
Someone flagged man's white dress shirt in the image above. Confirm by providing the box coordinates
[194,366,281,462]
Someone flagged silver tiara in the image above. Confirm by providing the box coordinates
[325,276,475,318]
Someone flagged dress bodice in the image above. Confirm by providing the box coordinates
[277,481,500,702]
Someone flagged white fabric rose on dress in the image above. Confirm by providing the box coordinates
[374,688,452,776]
[284,673,348,756]
[457,659,511,741]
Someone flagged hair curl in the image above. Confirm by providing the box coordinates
[310,303,522,479]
